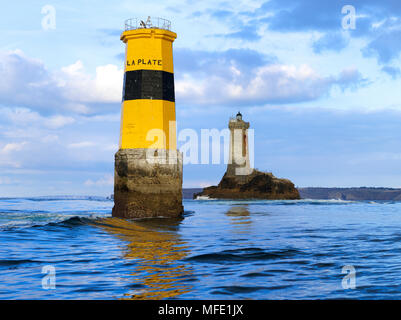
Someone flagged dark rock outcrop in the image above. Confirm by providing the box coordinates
[194,169,300,200]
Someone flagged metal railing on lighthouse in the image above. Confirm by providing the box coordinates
[124,17,172,31]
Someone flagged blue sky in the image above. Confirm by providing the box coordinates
[1,0,401,196]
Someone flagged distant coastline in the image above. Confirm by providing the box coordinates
[183,187,401,201]
[298,187,401,201]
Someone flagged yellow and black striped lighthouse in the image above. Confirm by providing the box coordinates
[112,17,183,218]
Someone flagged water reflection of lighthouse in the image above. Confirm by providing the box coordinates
[97,217,193,299]
[225,205,252,234]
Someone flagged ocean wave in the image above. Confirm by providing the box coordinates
[0,259,42,267]
[2,197,401,299]
[185,247,301,263]
[212,285,269,294]
[44,216,95,227]
[0,213,110,230]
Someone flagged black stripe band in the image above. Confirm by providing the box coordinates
[123,70,175,102]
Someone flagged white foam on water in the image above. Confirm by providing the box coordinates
[195,196,217,200]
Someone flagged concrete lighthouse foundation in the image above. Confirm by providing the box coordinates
[112,148,183,218]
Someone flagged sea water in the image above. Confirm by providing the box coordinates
[1,197,401,299]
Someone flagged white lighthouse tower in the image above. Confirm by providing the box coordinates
[227,112,253,177]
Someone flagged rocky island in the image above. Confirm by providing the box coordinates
[194,169,300,200]
[194,113,300,200]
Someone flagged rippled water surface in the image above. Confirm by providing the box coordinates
[1,197,401,299]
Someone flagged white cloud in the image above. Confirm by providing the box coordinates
[103,144,119,152]
[0,177,12,185]
[0,49,365,115]
[175,63,363,106]
[67,141,118,152]
[68,141,97,148]
[58,61,124,104]
[0,107,75,130]
[1,142,27,154]
[0,50,123,115]
[61,60,84,75]
[45,115,75,129]
[41,135,59,143]
[84,174,114,187]
[79,113,120,123]
[0,141,27,168]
